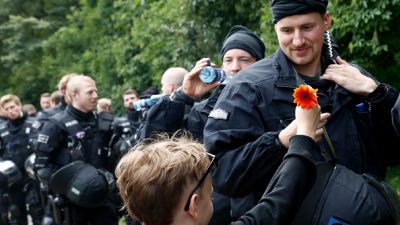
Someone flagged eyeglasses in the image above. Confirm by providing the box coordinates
[183,152,217,211]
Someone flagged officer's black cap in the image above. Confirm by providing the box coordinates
[220,25,266,61]
[270,0,328,24]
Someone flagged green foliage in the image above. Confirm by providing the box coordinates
[1,0,400,201]
[1,0,400,109]
[0,0,79,106]
[329,0,400,89]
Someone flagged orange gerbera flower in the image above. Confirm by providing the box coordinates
[293,84,318,109]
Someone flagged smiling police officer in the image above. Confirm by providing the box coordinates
[34,75,118,225]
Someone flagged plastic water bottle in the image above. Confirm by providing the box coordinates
[133,94,163,111]
[199,66,230,84]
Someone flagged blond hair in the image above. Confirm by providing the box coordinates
[0,94,22,108]
[57,73,80,92]
[97,98,112,112]
[115,134,209,225]
[66,75,95,101]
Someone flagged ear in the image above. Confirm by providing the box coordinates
[186,193,200,218]
[169,84,175,93]
[324,12,331,30]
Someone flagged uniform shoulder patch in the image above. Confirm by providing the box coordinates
[32,121,41,129]
[38,134,49,144]
[208,108,229,120]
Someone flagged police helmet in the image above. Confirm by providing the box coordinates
[24,153,37,180]
[0,160,22,188]
[49,160,109,207]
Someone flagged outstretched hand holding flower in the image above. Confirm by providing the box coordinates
[293,84,318,109]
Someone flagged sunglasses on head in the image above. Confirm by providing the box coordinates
[183,152,217,211]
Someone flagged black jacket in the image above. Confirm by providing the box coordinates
[204,49,400,199]
[0,113,35,169]
[232,135,395,225]
[392,95,400,135]
[34,106,113,174]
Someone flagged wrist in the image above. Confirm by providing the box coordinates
[362,81,379,97]
[365,83,386,101]
[170,87,195,106]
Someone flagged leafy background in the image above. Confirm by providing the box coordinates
[1,0,400,194]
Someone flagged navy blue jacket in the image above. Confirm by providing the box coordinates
[204,49,400,199]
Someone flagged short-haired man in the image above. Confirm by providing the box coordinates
[97,98,112,113]
[204,0,400,219]
[30,74,78,157]
[39,92,51,111]
[135,26,266,223]
[34,75,118,225]
[160,67,188,95]
[0,94,40,224]
[50,90,62,108]
[135,67,187,139]
[22,103,37,117]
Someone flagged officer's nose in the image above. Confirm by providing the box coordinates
[230,59,241,75]
[293,30,305,47]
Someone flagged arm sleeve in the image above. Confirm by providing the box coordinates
[204,82,286,197]
[371,84,400,166]
[136,96,187,140]
[392,95,400,135]
[34,120,63,172]
[232,135,317,225]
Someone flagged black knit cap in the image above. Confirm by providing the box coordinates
[270,0,328,24]
[220,25,266,61]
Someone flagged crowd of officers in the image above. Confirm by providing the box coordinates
[1,8,400,224]
[0,23,264,225]
[0,74,154,225]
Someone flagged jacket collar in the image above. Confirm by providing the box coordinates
[271,49,353,116]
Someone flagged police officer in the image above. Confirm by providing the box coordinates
[32,74,77,136]
[34,75,118,225]
[204,0,400,220]
[110,89,141,157]
[135,26,266,224]
[0,94,39,225]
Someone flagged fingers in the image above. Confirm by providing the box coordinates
[314,128,324,141]
[335,56,348,65]
[320,112,331,122]
[195,58,211,67]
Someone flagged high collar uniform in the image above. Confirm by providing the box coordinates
[204,48,400,210]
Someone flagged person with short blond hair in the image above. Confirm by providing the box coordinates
[116,135,213,225]
[34,75,118,225]
[0,93,39,224]
[0,94,22,109]
[97,98,112,113]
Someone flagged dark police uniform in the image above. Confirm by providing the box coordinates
[34,105,118,225]
[30,98,68,153]
[204,48,400,214]
[111,110,142,158]
[0,113,36,225]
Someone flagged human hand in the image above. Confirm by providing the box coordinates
[278,110,330,147]
[296,104,324,140]
[321,56,378,96]
[182,58,220,99]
